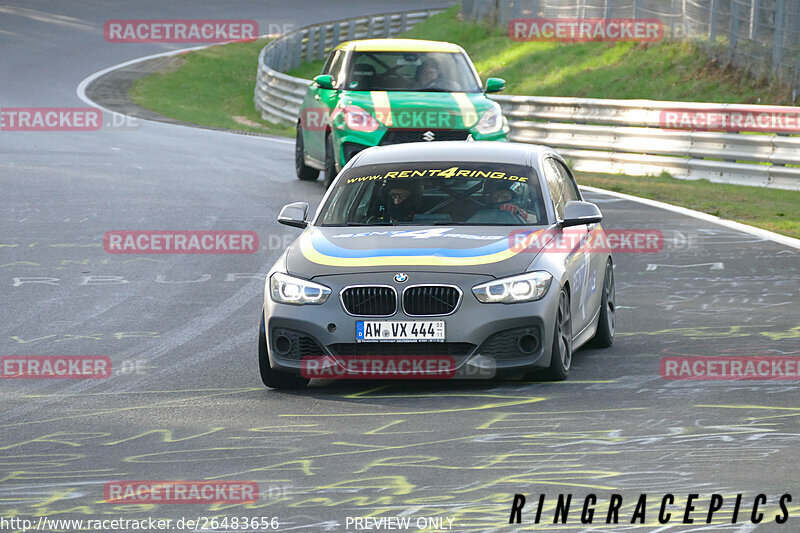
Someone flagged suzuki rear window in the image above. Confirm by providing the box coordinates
[318,162,547,226]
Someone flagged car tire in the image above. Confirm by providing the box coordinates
[295,126,320,181]
[589,259,615,348]
[545,288,572,381]
[324,133,337,188]
[258,311,309,389]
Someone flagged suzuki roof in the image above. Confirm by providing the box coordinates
[333,38,465,53]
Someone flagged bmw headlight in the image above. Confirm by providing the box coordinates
[472,271,552,303]
[474,103,505,134]
[270,272,331,305]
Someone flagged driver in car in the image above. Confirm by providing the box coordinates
[415,60,440,88]
[483,181,538,223]
[369,181,422,223]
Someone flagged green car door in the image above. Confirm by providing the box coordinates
[300,49,347,165]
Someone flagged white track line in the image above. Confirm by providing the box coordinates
[581,184,800,250]
[75,36,293,144]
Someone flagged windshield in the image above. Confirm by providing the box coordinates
[318,162,548,227]
[344,51,482,92]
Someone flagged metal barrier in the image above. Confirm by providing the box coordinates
[494,94,800,189]
[254,9,800,190]
[255,10,440,124]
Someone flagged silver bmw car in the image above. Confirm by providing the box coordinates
[259,141,615,388]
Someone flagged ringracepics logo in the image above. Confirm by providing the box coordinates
[508,493,792,525]
[509,228,664,254]
[509,18,664,42]
[660,107,800,133]
[103,481,259,504]
[0,108,138,131]
[103,231,259,254]
[104,20,258,43]
[2,356,111,379]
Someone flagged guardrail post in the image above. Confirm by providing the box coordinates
[794,54,800,104]
[367,16,375,37]
[728,0,740,62]
[306,27,316,63]
[347,19,356,41]
[279,39,287,72]
[773,0,786,76]
[317,24,327,60]
[332,22,340,47]
[383,14,392,37]
[288,40,295,71]
[463,0,474,21]
[400,12,408,33]
[292,33,302,70]
[668,0,676,35]
[709,0,717,40]
[681,0,689,37]
[271,40,279,70]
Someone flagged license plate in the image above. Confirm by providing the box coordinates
[356,320,445,343]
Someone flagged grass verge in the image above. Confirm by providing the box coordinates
[290,6,792,104]
[401,7,791,104]
[130,38,294,137]
[576,171,800,239]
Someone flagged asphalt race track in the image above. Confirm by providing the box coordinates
[1,1,799,532]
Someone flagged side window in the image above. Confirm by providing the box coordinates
[326,51,345,88]
[543,158,567,220]
[321,50,337,75]
[553,159,581,202]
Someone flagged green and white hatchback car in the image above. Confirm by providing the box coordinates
[295,38,508,186]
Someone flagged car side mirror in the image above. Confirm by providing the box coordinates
[278,202,310,229]
[485,77,505,93]
[313,74,334,90]
[561,201,603,227]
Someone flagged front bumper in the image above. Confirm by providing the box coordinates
[263,271,558,379]
[332,126,508,167]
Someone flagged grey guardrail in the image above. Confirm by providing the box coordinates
[255,9,441,125]
[255,11,800,190]
[494,95,800,190]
